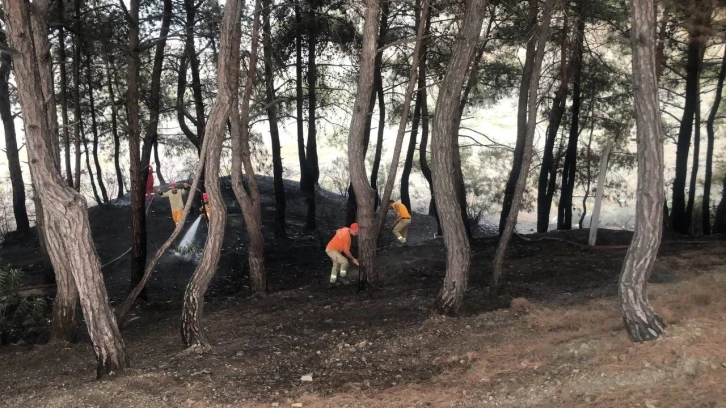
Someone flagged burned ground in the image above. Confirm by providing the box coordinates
[1,178,725,407]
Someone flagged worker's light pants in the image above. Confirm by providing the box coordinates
[326,250,348,283]
[393,218,411,243]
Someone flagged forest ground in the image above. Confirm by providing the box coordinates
[0,177,725,407]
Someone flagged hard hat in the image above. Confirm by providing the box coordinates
[350,223,359,233]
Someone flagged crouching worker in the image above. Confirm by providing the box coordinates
[325,223,359,288]
[157,181,191,226]
[389,200,411,244]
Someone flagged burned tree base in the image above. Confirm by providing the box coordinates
[434,283,464,316]
[620,295,665,343]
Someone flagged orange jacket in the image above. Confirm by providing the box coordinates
[326,228,352,252]
[390,201,411,220]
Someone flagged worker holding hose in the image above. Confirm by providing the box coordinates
[145,165,155,201]
[157,181,191,226]
[199,192,211,221]
[388,199,411,244]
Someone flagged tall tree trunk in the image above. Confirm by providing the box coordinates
[557,0,586,230]
[579,120,595,229]
[86,53,108,203]
[126,0,144,301]
[431,0,487,313]
[57,0,73,187]
[128,0,173,300]
[303,4,320,230]
[230,0,267,294]
[369,1,389,211]
[704,42,726,235]
[672,32,705,233]
[686,64,701,234]
[83,122,103,205]
[491,0,553,294]
[348,0,381,289]
[293,0,312,230]
[105,53,124,199]
[714,177,726,233]
[153,139,166,185]
[416,9,438,234]
[177,0,206,150]
[0,32,30,233]
[537,14,568,233]
[180,0,239,349]
[499,0,538,234]
[72,0,82,192]
[619,0,665,342]
[262,0,287,238]
[400,84,422,211]
[4,0,128,374]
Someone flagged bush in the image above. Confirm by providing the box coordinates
[0,266,47,325]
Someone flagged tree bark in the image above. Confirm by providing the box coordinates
[72,0,82,192]
[348,0,381,289]
[369,1,389,211]
[557,0,587,230]
[686,62,701,235]
[431,0,487,313]
[0,32,30,233]
[104,53,124,199]
[128,0,173,299]
[293,0,313,229]
[4,0,128,374]
[499,0,537,234]
[83,121,102,205]
[588,140,613,246]
[180,0,239,348]
[262,0,287,238]
[57,0,73,188]
[619,0,666,342]
[85,53,108,203]
[230,0,267,294]
[672,4,711,234]
[704,42,726,235]
[153,138,166,185]
[714,177,726,233]
[416,9,438,234]
[491,0,553,294]
[537,14,568,233]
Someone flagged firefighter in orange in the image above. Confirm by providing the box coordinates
[325,223,359,288]
[157,181,191,226]
[388,200,411,244]
[199,192,211,221]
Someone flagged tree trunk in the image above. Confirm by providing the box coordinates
[0,33,30,233]
[262,0,287,239]
[557,0,586,230]
[302,5,320,230]
[369,1,389,211]
[579,120,595,229]
[537,14,568,233]
[704,42,726,235]
[348,0,381,289]
[85,53,108,203]
[230,0,267,295]
[83,121,103,205]
[416,9,438,234]
[126,0,145,300]
[57,0,73,188]
[5,0,128,374]
[177,0,205,150]
[686,64,701,235]
[180,0,239,348]
[293,0,312,230]
[672,37,704,233]
[72,0,82,192]
[153,139,166,185]
[400,84,421,211]
[714,177,726,233]
[104,53,124,199]
[588,140,613,246]
[431,0,487,313]
[619,0,666,342]
[491,0,553,294]
[499,0,537,234]
[128,0,173,299]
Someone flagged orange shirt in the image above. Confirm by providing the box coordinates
[391,201,411,219]
[326,228,352,252]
